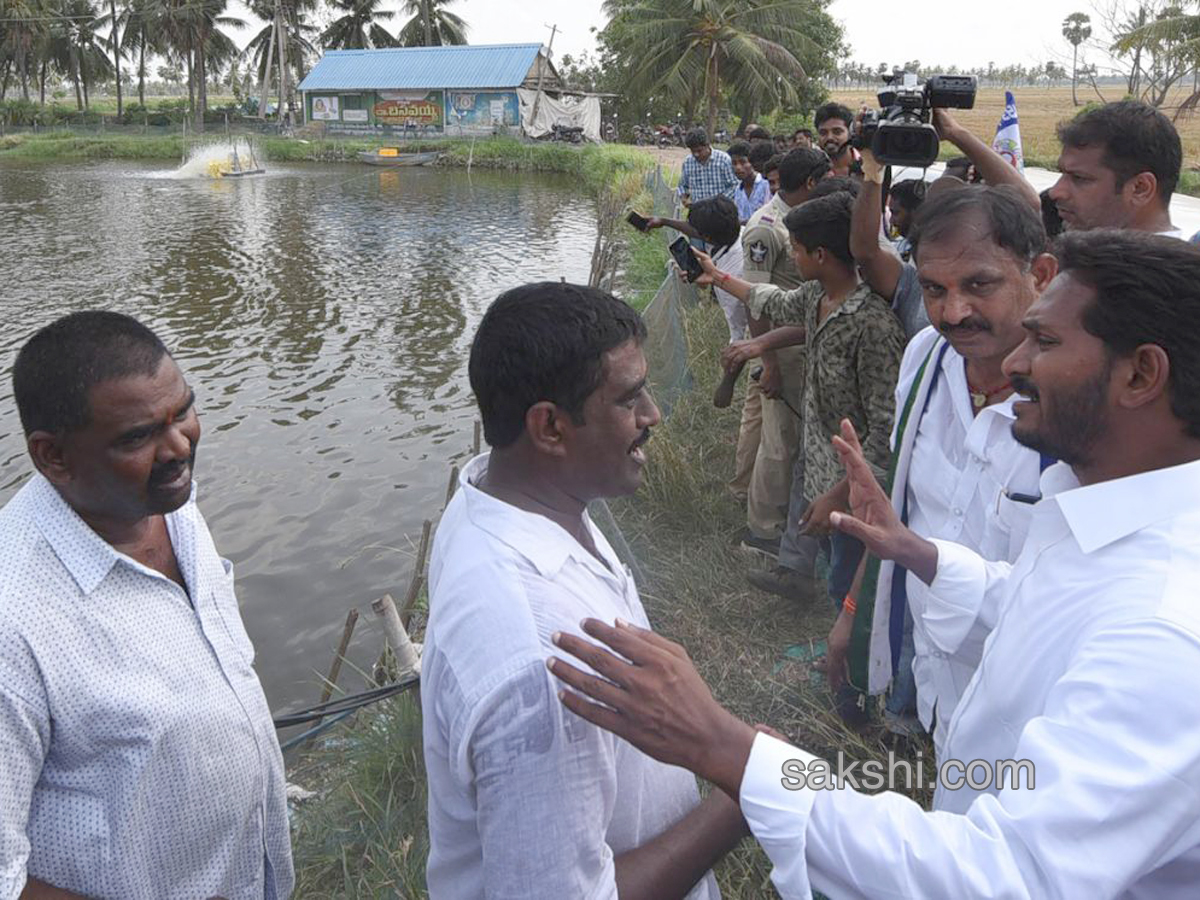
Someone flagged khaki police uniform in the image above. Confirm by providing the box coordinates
[739,193,809,546]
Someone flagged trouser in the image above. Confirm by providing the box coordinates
[885,606,919,718]
[729,371,763,500]
[746,345,805,539]
[777,449,820,577]
[818,530,866,608]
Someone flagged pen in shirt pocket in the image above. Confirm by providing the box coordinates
[1003,490,1042,505]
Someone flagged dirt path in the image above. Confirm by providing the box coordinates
[632,144,689,169]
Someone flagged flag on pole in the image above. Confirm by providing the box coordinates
[992,90,1025,173]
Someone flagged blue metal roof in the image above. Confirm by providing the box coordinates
[298,44,543,92]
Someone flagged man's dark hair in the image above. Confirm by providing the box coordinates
[814,102,854,129]
[746,125,772,141]
[749,141,776,173]
[684,127,710,150]
[910,184,1047,265]
[727,140,752,160]
[784,192,855,267]
[469,283,647,449]
[1057,99,1182,201]
[889,179,927,213]
[777,147,831,193]
[687,196,740,253]
[13,311,170,436]
[810,175,860,200]
[762,153,784,175]
[793,128,813,140]
[1056,230,1200,436]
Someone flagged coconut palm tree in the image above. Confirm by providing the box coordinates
[1062,12,1092,107]
[117,0,166,106]
[600,0,824,136]
[395,0,468,47]
[241,0,317,104]
[1,0,43,100]
[320,0,395,50]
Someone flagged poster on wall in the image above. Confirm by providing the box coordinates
[343,109,368,122]
[446,91,519,134]
[311,96,340,121]
[373,90,445,130]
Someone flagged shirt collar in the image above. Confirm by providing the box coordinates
[1050,457,1200,554]
[29,474,197,597]
[459,454,615,580]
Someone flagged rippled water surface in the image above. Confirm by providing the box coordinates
[0,158,596,714]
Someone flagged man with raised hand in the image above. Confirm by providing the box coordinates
[0,312,292,900]
[1049,99,1183,236]
[548,231,1200,898]
[422,283,745,900]
[827,186,1056,752]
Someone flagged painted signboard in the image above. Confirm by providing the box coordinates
[445,91,519,134]
[343,108,368,122]
[311,96,339,121]
[374,90,445,129]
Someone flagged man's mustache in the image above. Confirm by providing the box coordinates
[149,445,197,486]
[1011,374,1039,401]
[939,318,991,335]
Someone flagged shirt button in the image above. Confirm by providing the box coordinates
[953,507,964,517]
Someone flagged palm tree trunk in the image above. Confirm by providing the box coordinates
[39,58,46,105]
[138,38,145,106]
[1071,45,1079,107]
[72,51,83,109]
[422,0,432,45]
[186,40,195,122]
[109,0,123,116]
[1,59,11,101]
[259,21,276,119]
[195,31,207,133]
[706,47,719,137]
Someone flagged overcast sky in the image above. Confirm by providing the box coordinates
[238,0,1114,72]
[397,0,1108,69]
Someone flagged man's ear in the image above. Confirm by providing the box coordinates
[1120,343,1171,413]
[523,401,570,458]
[27,431,71,485]
[1031,252,1059,293]
[1124,171,1158,210]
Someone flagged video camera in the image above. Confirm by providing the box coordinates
[851,71,977,167]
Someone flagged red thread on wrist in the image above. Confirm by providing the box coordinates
[843,595,857,615]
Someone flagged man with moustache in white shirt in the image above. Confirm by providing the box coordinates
[548,231,1200,898]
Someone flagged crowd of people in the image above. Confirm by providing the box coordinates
[1,94,1199,900]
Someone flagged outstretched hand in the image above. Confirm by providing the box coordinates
[548,619,757,797]
[829,419,938,582]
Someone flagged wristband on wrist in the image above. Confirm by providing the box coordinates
[842,594,857,615]
[716,270,731,284]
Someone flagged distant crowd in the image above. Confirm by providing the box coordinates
[3,96,1200,900]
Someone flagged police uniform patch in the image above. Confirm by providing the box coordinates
[748,240,769,264]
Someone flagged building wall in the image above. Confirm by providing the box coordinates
[306,89,520,136]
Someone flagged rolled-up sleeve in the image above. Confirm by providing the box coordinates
[464,661,619,899]
[746,283,814,325]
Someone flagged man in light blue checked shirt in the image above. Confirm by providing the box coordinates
[678,128,739,207]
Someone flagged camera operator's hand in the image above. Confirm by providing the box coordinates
[932,108,963,143]
[860,148,885,185]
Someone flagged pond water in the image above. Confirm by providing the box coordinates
[0,157,597,715]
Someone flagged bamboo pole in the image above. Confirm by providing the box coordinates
[400,519,433,628]
[473,421,481,456]
[308,608,359,737]
[443,464,459,509]
[372,594,421,674]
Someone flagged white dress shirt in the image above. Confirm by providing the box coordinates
[896,327,1042,749]
[422,455,720,900]
[0,475,293,900]
[739,458,1200,898]
[712,238,747,341]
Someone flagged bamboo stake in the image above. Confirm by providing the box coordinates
[472,421,481,456]
[443,464,459,510]
[400,519,433,627]
[372,593,421,674]
[307,608,358,739]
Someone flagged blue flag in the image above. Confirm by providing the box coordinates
[992,90,1025,173]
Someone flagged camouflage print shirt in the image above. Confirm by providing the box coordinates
[747,280,905,498]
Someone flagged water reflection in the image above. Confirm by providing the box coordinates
[0,159,597,712]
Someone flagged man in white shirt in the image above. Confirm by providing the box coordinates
[548,231,1200,897]
[422,282,745,899]
[0,312,293,899]
[823,185,1057,753]
[1048,99,1184,237]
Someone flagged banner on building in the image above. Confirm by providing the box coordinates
[311,96,339,121]
[445,91,520,134]
[374,90,445,129]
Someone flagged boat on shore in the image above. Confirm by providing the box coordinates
[357,149,442,167]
